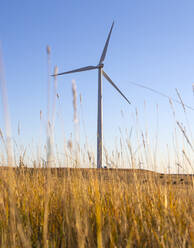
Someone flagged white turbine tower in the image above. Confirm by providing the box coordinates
[52,22,131,168]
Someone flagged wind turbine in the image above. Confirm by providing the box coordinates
[52,22,131,168]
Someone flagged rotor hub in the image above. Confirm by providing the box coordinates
[98,63,104,68]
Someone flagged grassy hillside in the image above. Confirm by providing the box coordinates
[0,167,193,247]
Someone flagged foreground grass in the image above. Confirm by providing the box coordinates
[0,168,193,248]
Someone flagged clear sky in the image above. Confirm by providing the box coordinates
[0,1,194,171]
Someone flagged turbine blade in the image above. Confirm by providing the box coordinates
[99,22,114,65]
[51,65,98,76]
[102,70,131,105]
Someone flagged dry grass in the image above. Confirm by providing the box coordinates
[0,167,193,248]
[0,45,193,247]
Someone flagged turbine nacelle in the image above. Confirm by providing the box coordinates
[98,63,104,68]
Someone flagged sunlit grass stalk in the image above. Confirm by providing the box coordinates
[0,47,14,166]
[72,80,80,167]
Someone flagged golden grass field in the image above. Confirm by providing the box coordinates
[0,167,193,248]
[0,46,193,247]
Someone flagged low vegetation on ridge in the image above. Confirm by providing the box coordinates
[0,167,193,247]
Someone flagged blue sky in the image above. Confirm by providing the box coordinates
[0,1,194,169]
